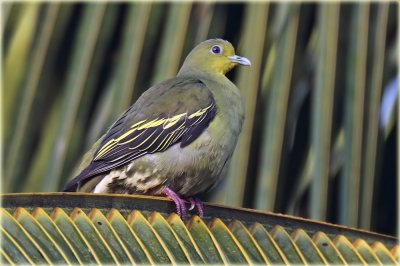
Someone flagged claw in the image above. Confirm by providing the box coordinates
[188,197,204,217]
[188,198,196,211]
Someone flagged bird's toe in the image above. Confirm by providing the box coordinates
[162,187,187,218]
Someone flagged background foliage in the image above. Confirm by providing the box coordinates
[2,2,398,236]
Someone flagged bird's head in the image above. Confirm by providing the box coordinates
[178,39,251,76]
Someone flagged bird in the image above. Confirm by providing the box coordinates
[63,38,251,218]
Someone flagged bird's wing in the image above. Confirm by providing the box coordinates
[63,78,217,192]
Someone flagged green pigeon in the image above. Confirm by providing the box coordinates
[63,39,251,217]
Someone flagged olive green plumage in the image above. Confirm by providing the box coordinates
[63,39,251,197]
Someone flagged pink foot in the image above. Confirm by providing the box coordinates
[162,187,186,218]
[188,197,204,217]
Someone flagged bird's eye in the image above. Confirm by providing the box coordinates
[210,45,223,55]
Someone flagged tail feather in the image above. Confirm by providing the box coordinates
[62,175,81,192]
[63,166,94,192]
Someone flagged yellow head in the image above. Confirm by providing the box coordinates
[178,39,251,76]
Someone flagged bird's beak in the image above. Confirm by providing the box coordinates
[228,55,251,66]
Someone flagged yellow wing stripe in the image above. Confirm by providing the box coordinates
[163,113,186,129]
[188,105,212,119]
[130,129,160,151]
[130,120,147,129]
[118,130,147,145]
[94,104,213,160]
[156,131,177,152]
[134,118,184,152]
[95,129,146,159]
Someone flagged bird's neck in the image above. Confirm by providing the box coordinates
[177,66,226,80]
[177,66,240,99]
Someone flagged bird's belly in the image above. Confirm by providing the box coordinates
[93,128,236,197]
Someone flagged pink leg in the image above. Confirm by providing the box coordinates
[163,187,186,218]
[188,197,204,217]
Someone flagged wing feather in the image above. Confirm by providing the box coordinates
[63,78,217,192]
